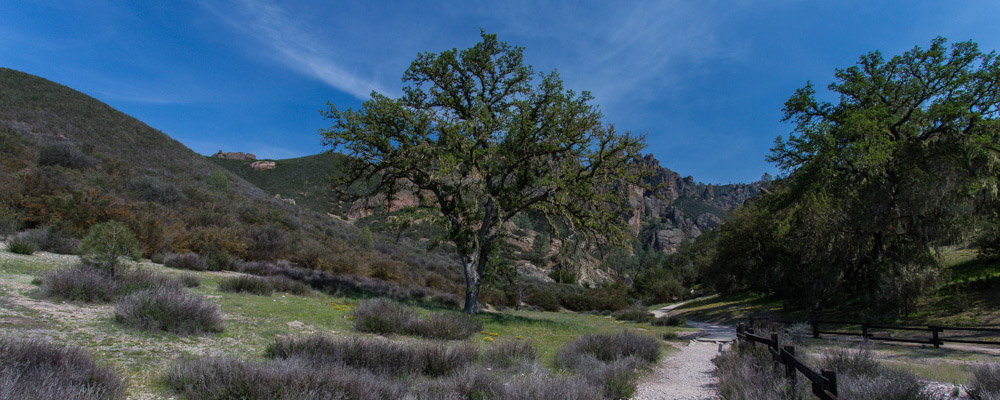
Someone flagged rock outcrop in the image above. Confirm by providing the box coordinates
[251,161,276,171]
[212,150,257,161]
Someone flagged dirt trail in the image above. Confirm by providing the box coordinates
[633,301,734,400]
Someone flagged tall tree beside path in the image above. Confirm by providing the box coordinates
[321,32,647,314]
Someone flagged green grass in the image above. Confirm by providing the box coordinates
[0,250,682,398]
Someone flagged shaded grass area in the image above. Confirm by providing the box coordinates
[0,251,684,397]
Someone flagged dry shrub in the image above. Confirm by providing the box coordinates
[351,298,479,340]
[265,335,476,377]
[163,252,207,271]
[37,142,96,169]
[6,233,35,255]
[555,331,661,367]
[164,356,403,400]
[613,305,653,323]
[114,289,224,335]
[482,339,538,370]
[218,276,273,296]
[0,337,125,400]
[969,363,1000,400]
[40,265,117,302]
[265,275,311,296]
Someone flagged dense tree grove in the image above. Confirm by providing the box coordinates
[322,32,646,314]
[708,38,1000,315]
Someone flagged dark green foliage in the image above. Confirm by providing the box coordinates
[969,363,1000,400]
[37,142,96,169]
[482,339,538,369]
[246,223,292,261]
[127,176,186,205]
[0,337,125,400]
[163,252,207,271]
[265,335,476,377]
[714,38,1000,315]
[6,233,35,255]
[114,289,224,334]
[526,289,561,311]
[323,32,647,314]
[79,220,142,272]
[218,276,274,296]
[651,315,685,326]
[612,306,653,323]
[205,170,230,192]
[350,298,481,340]
[548,268,577,284]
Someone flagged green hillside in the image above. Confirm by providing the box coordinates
[208,152,350,216]
[0,67,465,300]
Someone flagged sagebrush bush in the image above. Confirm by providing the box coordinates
[163,252,207,271]
[127,176,186,205]
[179,274,201,288]
[351,298,479,339]
[113,268,185,296]
[6,233,35,255]
[218,275,274,295]
[0,336,125,400]
[411,366,605,400]
[821,345,932,400]
[165,356,402,400]
[576,356,643,399]
[39,265,117,302]
[37,142,96,169]
[265,335,476,377]
[712,343,801,400]
[482,339,538,369]
[555,331,661,367]
[114,289,224,334]
[9,227,79,255]
[613,306,653,323]
[969,363,1000,400]
[265,276,311,296]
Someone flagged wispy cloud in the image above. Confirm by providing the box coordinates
[204,0,390,100]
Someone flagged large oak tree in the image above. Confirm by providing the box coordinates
[321,32,646,314]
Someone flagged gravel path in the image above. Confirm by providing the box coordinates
[634,301,733,400]
[633,340,725,400]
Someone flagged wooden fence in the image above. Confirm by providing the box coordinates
[749,317,1000,348]
[736,323,838,400]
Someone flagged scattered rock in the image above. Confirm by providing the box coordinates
[251,161,276,171]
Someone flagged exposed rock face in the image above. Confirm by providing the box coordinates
[631,154,762,254]
[212,150,257,161]
[251,161,276,171]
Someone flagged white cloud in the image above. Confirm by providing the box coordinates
[205,0,390,100]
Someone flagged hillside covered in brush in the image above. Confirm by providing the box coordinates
[0,67,467,304]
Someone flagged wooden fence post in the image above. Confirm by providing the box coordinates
[812,320,820,338]
[861,322,869,340]
[930,326,941,348]
[783,346,796,384]
[822,369,837,396]
[771,333,780,366]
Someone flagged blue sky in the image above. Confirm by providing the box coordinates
[2,1,999,183]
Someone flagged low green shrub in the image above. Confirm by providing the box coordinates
[265,276,311,296]
[179,274,201,288]
[114,289,224,334]
[79,221,142,272]
[127,176,186,205]
[6,234,35,255]
[0,337,125,400]
[218,276,273,296]
[651,315,685,326]
[163,252,207,271]
[613,306,653,323]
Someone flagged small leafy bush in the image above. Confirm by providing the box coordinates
[651,315,685,326]
[527,289,561,311]
[218,276,274,296]
[969,363,1000,400]
[127,176,186,205]
[114,289,224,334]
[0,337,125,400]
[265,276,311,296]
[613,306,653,323]
[483,339,538,369]
[6,233,35,255]
[351,298,480,340]
[80,221,142,272]
[37,142,96,169]
[9,227,79,255]
[163,252,207,271]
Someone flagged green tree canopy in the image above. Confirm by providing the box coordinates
[321,32,647,314]
[712,37,1000,315]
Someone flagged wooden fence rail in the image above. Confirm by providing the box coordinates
[748,317,1000,348]
[736,323,838,400]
